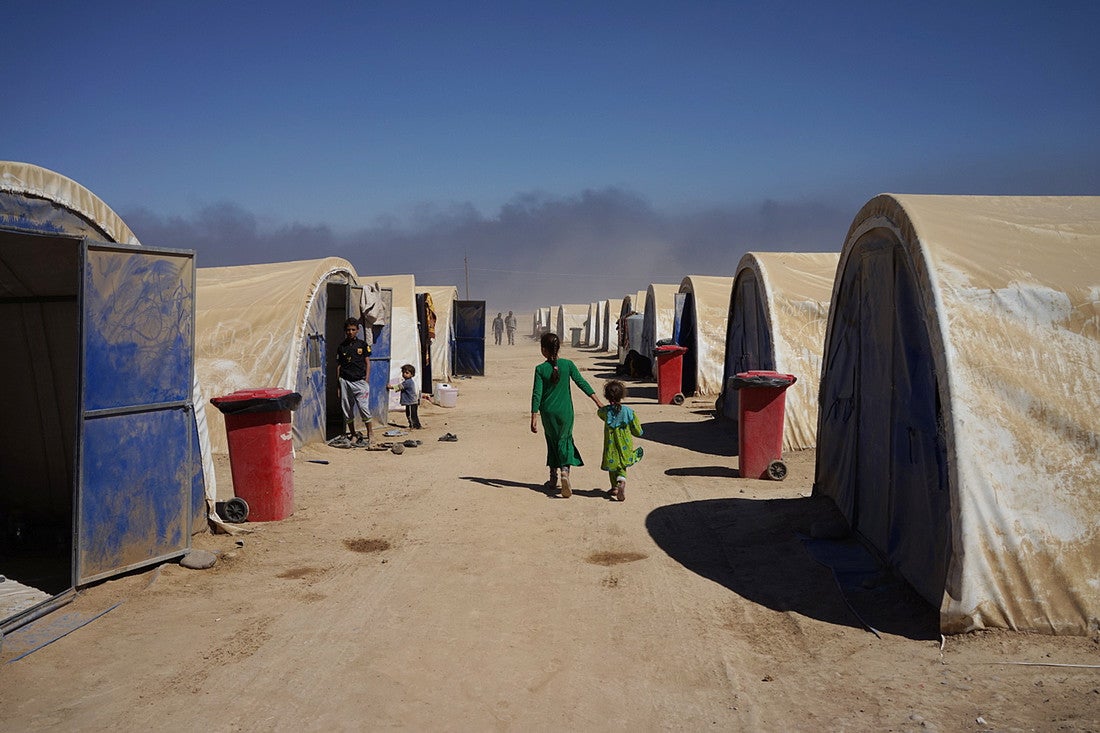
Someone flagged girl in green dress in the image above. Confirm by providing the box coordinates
[530,332,603,497]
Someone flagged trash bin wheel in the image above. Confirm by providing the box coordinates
[221,497,249,523]
[766,460,787,481]
[672,393,685,406]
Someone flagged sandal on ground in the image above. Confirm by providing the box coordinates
[560,476,572,498]
[438,433,458,442]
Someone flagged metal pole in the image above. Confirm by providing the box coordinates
[464,251,470,299]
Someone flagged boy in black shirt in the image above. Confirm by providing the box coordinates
[336,317,373,446]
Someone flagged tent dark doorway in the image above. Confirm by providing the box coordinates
[0,232,79,626]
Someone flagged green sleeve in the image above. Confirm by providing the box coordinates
[531,366,544,412]
[630,411,643,437]
[568,360,594,396]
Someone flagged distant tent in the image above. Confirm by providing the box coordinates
[675,275,735,397]
[639,284,679,378]
[1,161,207,632]
[536,306,552,336]
[719,252,838,451]
[815,194,1100,635]
[617,292,646,368]
[196,258,360,452]
[555,304,588,342]
[602,298,622,352]
[586,301,603,348]
[416,285,458,388]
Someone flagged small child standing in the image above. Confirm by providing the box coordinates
[597,380,643,501]
[391,364,423,429]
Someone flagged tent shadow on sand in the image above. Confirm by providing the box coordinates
[645,496,939,640]
[639,419,737,457]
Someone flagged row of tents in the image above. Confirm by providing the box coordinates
[2,160,1096,637]
[535,194,1100,637]
[0,162,487,634]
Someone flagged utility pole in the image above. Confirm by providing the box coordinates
[464,250,470,299]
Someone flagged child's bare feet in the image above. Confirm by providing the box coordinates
[560,475,572,498]
[614,477,626,502]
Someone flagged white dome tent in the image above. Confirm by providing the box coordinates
[719,252,838,451]
[675,275,735,397]
[815,194,1100,635]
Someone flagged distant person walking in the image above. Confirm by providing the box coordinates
[505,310,517,345]
[597,380,643,502]
[530,332,602,498]
[493,312,505,345]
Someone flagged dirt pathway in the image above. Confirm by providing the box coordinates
[2,333,1097,731]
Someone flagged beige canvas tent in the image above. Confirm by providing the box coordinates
[676,275,734,397]
[815,194,1100,635]
[532,307,548,337]
[639,283,680,378]
[719,252,838,451]
[586,301,603,348]
[617,292,646,367]
[416,284,458,384]
[1,161,212,631]
[602,298,622,352]
[196,258,360,453]
[555,304,588,343]
[372,275,424,404]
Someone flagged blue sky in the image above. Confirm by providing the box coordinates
[4,1,1099,308]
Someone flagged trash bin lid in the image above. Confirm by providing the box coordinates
[210,388,302,414]
[729,371,797,389]
[654,344,688,356]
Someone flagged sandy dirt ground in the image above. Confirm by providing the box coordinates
[2,331,1098,731]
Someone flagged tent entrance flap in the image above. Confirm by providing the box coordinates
[416,293,433,392]
[721,270,772,423]
[453,300,485,376]
[0,232,79,629]
[325,282,353,439]
[817,232,950,611]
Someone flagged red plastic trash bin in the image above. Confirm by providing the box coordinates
[210,388,302,521]
[729,371,797,480]
[654,344,688,405]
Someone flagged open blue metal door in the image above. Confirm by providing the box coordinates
[367,288,393,425]
[453,300,485,376]
[77,244,196,584]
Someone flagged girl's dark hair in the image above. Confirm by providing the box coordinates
[401,363,416,377]
[603,379,625,403]
[540,332,561,384]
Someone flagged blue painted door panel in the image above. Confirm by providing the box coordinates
[79,409,192,580]
[367,288,392,425]
[82,250,192,410]
[453,300,485,376]
[78,245,195,584]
